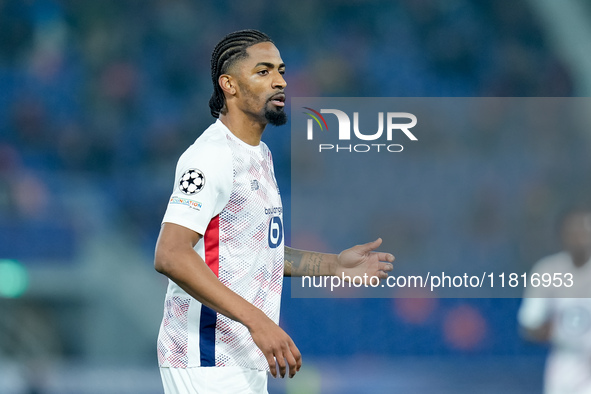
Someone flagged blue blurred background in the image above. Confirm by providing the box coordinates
[1,0,590,392]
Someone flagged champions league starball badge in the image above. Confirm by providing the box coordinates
[179,169,205,195]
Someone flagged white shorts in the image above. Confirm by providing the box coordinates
[160,366,268,394]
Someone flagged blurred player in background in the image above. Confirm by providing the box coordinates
[519,207,591,394]
[153,29,394,394]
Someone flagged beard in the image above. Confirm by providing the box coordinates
[238,81,288,126]
[264,105,288,126]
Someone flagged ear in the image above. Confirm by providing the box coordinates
[219,74,237,96]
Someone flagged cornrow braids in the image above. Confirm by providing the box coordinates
[209,29,273,118]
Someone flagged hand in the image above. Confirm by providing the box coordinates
[248,313,302,378]
[335,238,394,283]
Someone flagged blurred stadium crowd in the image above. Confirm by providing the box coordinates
[0,0,576,265]
[0,0,589,393]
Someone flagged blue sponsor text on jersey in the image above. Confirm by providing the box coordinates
[264,206,282,215]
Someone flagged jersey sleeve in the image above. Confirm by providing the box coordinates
[517,257,555,329]
[518,297,551,330]
[162,139,232,235]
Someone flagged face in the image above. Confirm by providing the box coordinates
[230,42,287,126]
[561,212,591,265]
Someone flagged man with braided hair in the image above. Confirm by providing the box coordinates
[155,29,394,393]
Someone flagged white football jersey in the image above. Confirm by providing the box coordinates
[519,252,591,394]
[157,119,284,371]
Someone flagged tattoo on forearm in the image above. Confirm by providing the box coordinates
[284,247,304,277]
[284,259,293,276]
[285,247,328,276]
[309,254,323,275]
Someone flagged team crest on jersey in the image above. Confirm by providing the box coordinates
[179,169,205,195]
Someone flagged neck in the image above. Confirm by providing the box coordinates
[219,113,266,146]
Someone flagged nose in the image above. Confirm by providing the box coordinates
[273,72,287,89]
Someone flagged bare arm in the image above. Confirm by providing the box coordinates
[284,238,394,278]
[155,222,301,378]
[521,322,552,343]
[284,246,337,277]
[517,289,552,344]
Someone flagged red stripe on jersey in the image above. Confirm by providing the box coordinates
[201,214,220,366]
[204,214,220,277]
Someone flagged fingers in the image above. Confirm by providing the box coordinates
[358,237,382,253]
[289,341,302,377]
[266,353,277,378]
[376,252,395,263]
[278,339,301,378]
[284,352,296,378]
[264,339,302,379]
[286,342,302,378]
[250,318,301,379]
[275,347,287,378]
[379,262,394,272]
